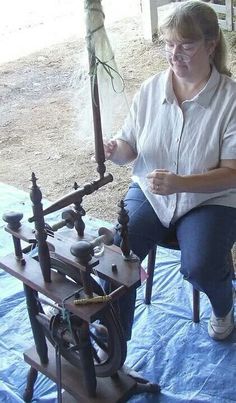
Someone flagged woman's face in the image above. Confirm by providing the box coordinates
[163,35,216,81]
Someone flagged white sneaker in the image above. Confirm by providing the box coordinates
[208,306,235,340]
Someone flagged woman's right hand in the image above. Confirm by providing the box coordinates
[104,139,118,160]
[92,139,136,165]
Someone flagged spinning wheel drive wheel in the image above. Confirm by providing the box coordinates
[89,307,127,377]
[38,257,127,378]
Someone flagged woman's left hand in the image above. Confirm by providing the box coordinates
[147,169,183,195]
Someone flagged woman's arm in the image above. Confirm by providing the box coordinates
[104,139,137,165]
[147,160,236,195]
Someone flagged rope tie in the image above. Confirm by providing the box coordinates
[89,55,125,94]
[61,288,83,335]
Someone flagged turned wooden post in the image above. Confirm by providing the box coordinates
[117,199,131,259]
[73,182,86,237]
[30,172,51,282]
[2,211,25,265]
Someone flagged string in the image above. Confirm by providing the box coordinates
[119,144,153,221]
[91,55,125,94]
[61,289,83,337]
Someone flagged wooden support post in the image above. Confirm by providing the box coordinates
[141,0,158,41]
[23,284,49,364]
[225,0,233,31]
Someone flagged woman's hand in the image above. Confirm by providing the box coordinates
[147,169,183,195]
[104,139,118,160]
[91,139,117,162]
[92,139,136,165]
[147,162,236,195]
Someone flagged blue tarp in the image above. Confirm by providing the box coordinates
[0,182,236,402]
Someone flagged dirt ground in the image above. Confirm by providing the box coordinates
[1,7,236,227]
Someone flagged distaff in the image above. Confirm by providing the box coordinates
[84,0,128,179]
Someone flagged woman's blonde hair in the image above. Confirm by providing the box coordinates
[159,0,231,76]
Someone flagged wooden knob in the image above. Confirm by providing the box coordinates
[2,211,23,230]
[61,209,77,229]
[70,241,93,264]
[98,227,114,245]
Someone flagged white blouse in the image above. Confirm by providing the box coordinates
[115,66,236,227]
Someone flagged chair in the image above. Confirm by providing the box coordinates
[145,237,236,324]
[145,239,200,323]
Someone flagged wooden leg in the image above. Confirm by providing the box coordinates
[229,250,235,280]
[193,288,200,323]
[23,367,38,402]
[145,246,157,305]
[77,321,97,397]
[55,345,63,403]
[23,284,48,364]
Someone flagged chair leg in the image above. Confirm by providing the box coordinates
[145,245,201,323]
[145,246,157,305]
[192,288,200,323]
[229,251,235,280]
[232,268,236,281]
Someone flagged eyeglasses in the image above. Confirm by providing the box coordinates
[159,49,193,63]
[159,41,203,63]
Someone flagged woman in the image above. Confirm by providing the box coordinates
[105,0,236,341]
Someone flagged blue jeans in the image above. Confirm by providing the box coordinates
[114,183,236,340]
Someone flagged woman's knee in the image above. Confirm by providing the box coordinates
[180,251,232,289]
[177,205,236,287]
[180,259,210,285]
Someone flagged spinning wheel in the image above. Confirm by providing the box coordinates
[37,257,127,378]
[0,178,161,401]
